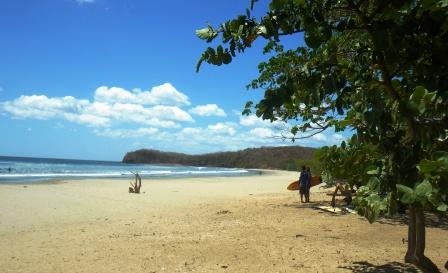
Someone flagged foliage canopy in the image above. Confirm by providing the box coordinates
[197,0,447,270]
[197,0,447,218]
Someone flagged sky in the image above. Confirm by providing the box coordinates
[0,0,350,161]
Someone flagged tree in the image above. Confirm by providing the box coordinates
[196,0,448,271]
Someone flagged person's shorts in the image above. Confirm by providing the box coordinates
[299,186,308,194]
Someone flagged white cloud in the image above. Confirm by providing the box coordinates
[311,133,328,142]
[82,102,180,128]
[86,103,192,127]
[239,114,284,128]
[0,83,353,150]
[173,124,283,153]
[249,127,274,138]
[240,115,265,127]
[231,109,242,115]
[95,127,159,138]
[0,94,110,127]
[181,127,202,135]
[144,83,190,106]
[150,105,193,122]
[189,104,226,117]
[76,0,95,4]
[207,122,236,136]
[64,113,110,127]
[94,83,190,106]
[0,83,194,129]
[1,95,89,120]
[94,86,134,104]
[332,133,344,140]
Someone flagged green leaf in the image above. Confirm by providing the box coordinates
[195,27,217,42]
[437,203,448,212]
[397,184,416,204]
[412,86,426,98]
[196,28,210,40]
[371,29,388,50]
[304,31,320,48]
[338,119,352,128]
[291,126,298,135]
[217,45,224,55]
[304,24,330,49]
[415,181,433,205]
[435,151,448,165]
[425,91,437,103]
[428,193,443,207]
[196,56,205,72]
[367,177,380,191]
[222,53,232,64]
[415,181,432,198]
[242,101,253,116]
[409,86,428,114]
[418,159,438,174]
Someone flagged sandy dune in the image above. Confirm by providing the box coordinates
[0,170,447,272]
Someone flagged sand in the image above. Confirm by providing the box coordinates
[0,170,447,273]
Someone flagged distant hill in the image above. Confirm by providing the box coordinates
[122,146,317,170]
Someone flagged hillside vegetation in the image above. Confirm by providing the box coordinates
[122,146,319,171]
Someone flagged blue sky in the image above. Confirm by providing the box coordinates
[0,0,349,160]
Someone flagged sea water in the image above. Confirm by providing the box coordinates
[0,156,255,183]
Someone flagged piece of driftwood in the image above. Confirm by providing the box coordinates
[129,172,142,194]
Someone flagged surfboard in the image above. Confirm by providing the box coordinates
[287,180,299,191]
[287,176,322,191]
[311,176,322,187]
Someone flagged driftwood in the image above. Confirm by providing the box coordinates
[129,172,142,194]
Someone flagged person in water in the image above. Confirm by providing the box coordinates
[298,165,309,203]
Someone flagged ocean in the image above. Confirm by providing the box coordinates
[0,156,255,183]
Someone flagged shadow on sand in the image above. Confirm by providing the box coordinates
[339,261,420,273]
[376,212,448,231]
[282,201,325,209]
[283,201,448,229]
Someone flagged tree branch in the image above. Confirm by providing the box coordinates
[347,0,418,140]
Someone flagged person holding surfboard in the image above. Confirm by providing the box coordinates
[298,166,310,203]
[306,167,312,202]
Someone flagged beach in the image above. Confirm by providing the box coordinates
[0,170,447,273]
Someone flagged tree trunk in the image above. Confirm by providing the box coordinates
[405,207,417,263]
[415,208,439,272]
[415,208,426,258]
[405,207,439,272]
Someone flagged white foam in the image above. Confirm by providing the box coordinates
[0,169,249,178]
[172,170,248,175]
[0,173,125,178]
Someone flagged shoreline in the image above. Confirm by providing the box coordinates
[0,168,264,185]
[1,170,446,272]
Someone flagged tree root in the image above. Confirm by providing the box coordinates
[405,254,439,273]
